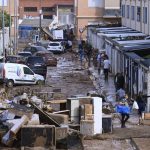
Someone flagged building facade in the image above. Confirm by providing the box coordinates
[122,0,150,35]
[74,0,121,39]
[19,0,74,25]
[0,0,18,54]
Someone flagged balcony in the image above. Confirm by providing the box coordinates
[103,9,121,18]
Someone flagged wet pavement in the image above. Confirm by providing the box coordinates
[1,49,150,149]
[80,53,150,150]
[46,52,95,99]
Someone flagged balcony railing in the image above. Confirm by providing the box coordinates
[103,9,121,18]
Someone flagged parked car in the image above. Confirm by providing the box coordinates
[25,56,47,79]
[0,63,45,87]
[47,41,65,53]
[6,55,26,64]
[23,45,47,55]
[18,51,32,58]
[35,41,49,49]
[35,51,57,66]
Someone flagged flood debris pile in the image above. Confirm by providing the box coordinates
[0,88,83,149]
[0,84,115,149]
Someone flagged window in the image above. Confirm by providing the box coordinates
[122,5,125,17]
[137,6,141,22]
[131,6,135,20]
[23,67,34,75]
[42,7,55,12]
[143,7,147,24]
[88,0,102,7]
[43,15,53,19]
[127,5,130,19]
[24,7,37,12]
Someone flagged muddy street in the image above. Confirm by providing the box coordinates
[46,52,95,98]
[3,51,95,101]
[1,51,150,150]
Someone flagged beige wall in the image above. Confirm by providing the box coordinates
[76,0,103,39]
[5,0,17,16]
[105,0,120,9]
[77,0,103,17]
[75,0,120,39]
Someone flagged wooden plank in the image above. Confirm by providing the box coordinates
[53,110,70,115]
[47,100,67,104]
[30,102,60,127]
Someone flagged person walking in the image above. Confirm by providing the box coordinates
[136,92,146,118]
[92,48,99,68]
[114,72,120,91]
[103,55,110,82]
[78,44,84,66]
[116,102,130,128]
[114,72,125,90]
[85,43,92,67]
[116,88,126,101]
[97,52,102,75]
[117,72,125,89]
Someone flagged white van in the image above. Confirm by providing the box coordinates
[0,63,45,87]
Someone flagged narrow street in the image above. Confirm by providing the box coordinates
[46,52,95,98]
[1,48,150,149]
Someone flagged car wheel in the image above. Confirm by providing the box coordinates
[37,80,45,85]
[6,80,14,88]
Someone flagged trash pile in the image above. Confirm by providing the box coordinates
[0,85,116,149]
[0,88,82,149]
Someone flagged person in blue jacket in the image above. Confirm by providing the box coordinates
[116,102,130,128]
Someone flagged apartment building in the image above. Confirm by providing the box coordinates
[0,0,18,35]
[74,0,121,39]
[122,0,150,35]
[19,0,74,25]
[0,0,18,54]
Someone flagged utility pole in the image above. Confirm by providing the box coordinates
[13,0,18,54]
[2,0,5,62]
[9,0,12,55]
[39,0,42,41]
[14,0,16,54]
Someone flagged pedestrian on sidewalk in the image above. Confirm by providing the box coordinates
[136,92,146,118]
[116,102,130,128]
[116,88,126,101]
[92,48,99,68]
[103,55,111,82]
[114,72,125,91]
[85,43,92,67]
[78,44,84,66]
[97,52,102,75]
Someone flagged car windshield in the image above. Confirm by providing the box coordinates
[27,57,44,64]
[49,43,59,46]
[36,46,47,51]
[18,53,32,57]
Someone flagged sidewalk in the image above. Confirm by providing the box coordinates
[89,66,116,102]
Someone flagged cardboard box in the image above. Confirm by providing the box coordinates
[144,113,150,120]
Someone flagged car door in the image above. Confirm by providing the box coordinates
[22,67,36,84]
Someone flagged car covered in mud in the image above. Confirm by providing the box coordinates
[35,51,57,66]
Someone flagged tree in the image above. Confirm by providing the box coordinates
[0,10,11,28]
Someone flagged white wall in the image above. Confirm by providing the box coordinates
[0,28,10,55]
[0,0,8,6]
[88,0,104,8]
